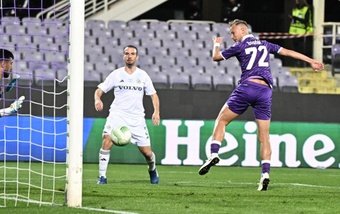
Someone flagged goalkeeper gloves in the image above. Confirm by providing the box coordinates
[0,96,25,117]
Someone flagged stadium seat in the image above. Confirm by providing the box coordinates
[190,22,212,33]
[161,65,183,74]
[22,17,42,27]
[136,53,153,66]
[225,63,241,76]
[169,22,190,32]
[13,60,28,73]
[127,20,148,31]
[141,64,161,74]
[85,44,103,56]
[26,25,48,36]
[47,25,68,37]
[176,56,198,68]
[42,18,64,28]
[203,61,221,75]
[176,30,197,40]
[22,50,44,63]
[86,19,106,31]
[83,71,102,86]
[183,65,205,74]
[134,28,155,40]
[11,35,32,45]
[168,47,190,57]
[155,29,176,40]
[212,23,230,35]
[154,56,176,68]
[90,28,111,38]
[0,25,4,34]
[107,20,127,31]
[279,75,299,93]
[16,44,38,54]
[39,43,60,53]
[34,68,56,86]
[0,16,20,25]
[148,72,169,89]
[213,73,234,91]
[30,61,49,72]
[194,49,211,61]
[169,72,190,90]
[147,47,168,58]
[32,35,54,45]
[162,38,183,49]
[95,62,112,74]
[84,62,95,73]
[149,21,169,31]
[191,73,213,90]
[331,44,340,76]
[5,25,26,35]
[85,34,97,46]
[53,35,68,44]
[0,34,11,44]
[119,37,141,48]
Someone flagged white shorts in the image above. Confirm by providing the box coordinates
[103,111,151,147]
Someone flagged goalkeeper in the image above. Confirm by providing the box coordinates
[0,49,25,117]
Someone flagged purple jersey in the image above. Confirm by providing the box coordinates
[221,34,282,87]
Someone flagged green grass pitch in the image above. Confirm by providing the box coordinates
[1,163,340,213]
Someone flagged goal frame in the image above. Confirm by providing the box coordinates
[66,0,84,207]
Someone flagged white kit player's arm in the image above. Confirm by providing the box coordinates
[94,88,105,111]
[150,93,160,126]
[0,96,25,117]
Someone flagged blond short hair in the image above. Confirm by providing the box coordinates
[229,19,249,28]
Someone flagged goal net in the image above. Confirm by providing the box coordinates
[0,0,83,207]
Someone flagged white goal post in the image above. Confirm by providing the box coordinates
[0,0,84,208]
[66,0,85,207]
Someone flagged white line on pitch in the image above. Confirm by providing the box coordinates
[75,206,139,214]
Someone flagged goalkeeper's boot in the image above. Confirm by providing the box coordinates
[149,168,159,184]
[257,172,270,191]
[97,176,107,184]
[198,153,220,175]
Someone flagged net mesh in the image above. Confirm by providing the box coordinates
[0,0,70,207]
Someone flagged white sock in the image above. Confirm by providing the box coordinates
[146,152,156,171]
[99,148,110,178]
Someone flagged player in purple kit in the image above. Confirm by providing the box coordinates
[198,19,324,191]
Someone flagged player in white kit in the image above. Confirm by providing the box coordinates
[94,45,160,184]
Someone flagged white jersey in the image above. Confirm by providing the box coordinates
[98,66,156,118]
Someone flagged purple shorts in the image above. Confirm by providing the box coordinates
[226,80,272,120]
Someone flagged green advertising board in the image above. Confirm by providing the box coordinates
[84,119,340,168]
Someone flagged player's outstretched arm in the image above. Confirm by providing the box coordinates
[278,48,324,71]
[0,96,25,117]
